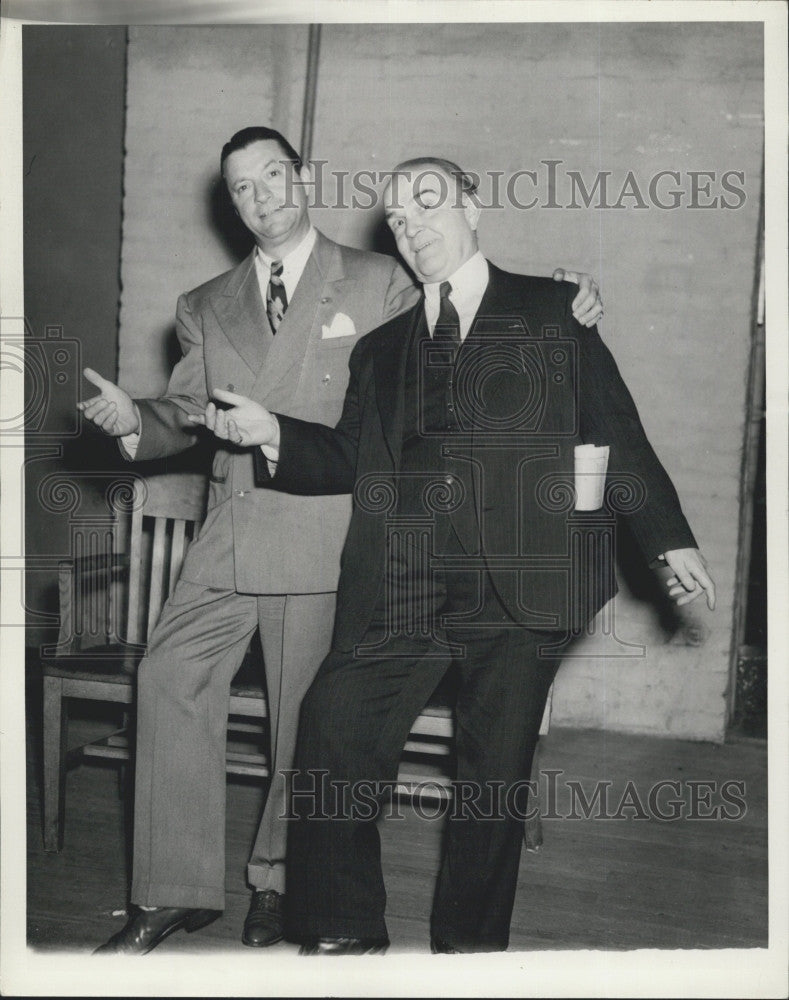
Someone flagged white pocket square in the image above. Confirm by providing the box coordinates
[321,313,357,339]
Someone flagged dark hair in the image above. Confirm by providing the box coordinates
[220,127,303,174]
[391,157,479,196]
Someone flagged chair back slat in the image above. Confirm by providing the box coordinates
[59,473,207,649]
[124,481,146,645]
[146,517,168,642]
[135,473,206,641]
[169,519,188,591]
[56,560,76,651]
[110,510,129,644]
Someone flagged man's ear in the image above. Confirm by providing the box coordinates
[462,191,482,232]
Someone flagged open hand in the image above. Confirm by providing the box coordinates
[77,368,140,436]
[188,388,279,448]
[553,268,603,327]
[661,548,716,610]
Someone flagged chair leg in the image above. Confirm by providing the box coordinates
[118,709,132,798]
[524,743,544,853]
[42,676,67,853]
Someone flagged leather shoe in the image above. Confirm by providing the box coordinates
[94,905,221,955]
[299,936,389,955]
[242,889,284,947]
[430,936,461,953]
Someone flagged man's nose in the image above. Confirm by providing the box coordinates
[254,183,272,203]
[404,215,420,239]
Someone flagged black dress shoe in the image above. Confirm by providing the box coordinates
[242,890,284,947]
[93,906,221,955]
[430,936,461,954]
[299,936,389,955]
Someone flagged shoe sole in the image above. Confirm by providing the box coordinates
[299,942,389,955]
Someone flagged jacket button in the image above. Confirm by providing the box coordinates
[320,297,331,304]
[235,489,246,497]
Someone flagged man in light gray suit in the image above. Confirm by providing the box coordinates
[80,127,603,954]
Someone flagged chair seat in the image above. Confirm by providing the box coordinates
[40,645,143,682]
[41,636,460,702]
[40,642,266,698]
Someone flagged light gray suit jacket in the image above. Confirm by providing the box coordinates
[130,230,418,594]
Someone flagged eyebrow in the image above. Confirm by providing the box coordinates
[230,159,283,184]
[384,184,442,218]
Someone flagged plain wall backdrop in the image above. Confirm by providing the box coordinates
[24,23,764,740]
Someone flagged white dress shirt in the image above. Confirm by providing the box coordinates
[254,225,316,306]
[423,251,489,341]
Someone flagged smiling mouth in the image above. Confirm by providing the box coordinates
[414,238,438,254]
[259,206,283,220]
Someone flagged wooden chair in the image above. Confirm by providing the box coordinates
[39,472,268,853]
[39,471,549,853]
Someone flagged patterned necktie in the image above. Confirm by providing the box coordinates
[266,260,288,334]
[433,280,460,344]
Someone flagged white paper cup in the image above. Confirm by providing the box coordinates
[574,444,609,510]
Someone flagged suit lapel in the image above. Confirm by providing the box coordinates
[251,231,350,403]
[373,301,424,467]
[209,251,272,375]
[461,263,519,542]
[465,262,525,339]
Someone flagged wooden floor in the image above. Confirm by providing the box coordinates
[24,699,767,956]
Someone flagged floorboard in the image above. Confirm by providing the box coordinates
[23,697,767,955]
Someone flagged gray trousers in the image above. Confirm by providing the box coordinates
[130,578,335,910]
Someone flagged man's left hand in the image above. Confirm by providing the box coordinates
[553,268,603,327]
[661,548,716,610]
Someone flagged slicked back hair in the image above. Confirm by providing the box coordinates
[221,127,303,174]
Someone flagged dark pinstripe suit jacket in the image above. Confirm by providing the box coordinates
[255,262,696,649]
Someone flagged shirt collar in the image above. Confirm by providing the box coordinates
[255,225,316,274]
[423,250,488,308]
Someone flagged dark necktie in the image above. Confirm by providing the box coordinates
[266,260,288,334]
[433,280,460,344]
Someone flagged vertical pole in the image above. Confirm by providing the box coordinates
[300,24,322,165]
[729,164,767,726]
